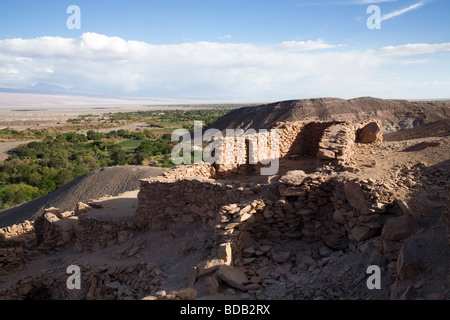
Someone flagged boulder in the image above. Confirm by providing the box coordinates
[74,202,93,215]
[272,251,291,263]
[395,199,412,216]
[174,288,197,300]
[216,265,249,291]
[316,149,336,160]
[357,122,382,143]
[204,276,219,296]
[332,211,346,225]
[397,238,423,281]
[44,207,62,218]
[279,170,307,186]
[351,226,379,242]
[197,259,225,276]
[344,181,368,213]
[381,216,414,241]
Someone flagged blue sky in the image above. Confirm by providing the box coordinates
[0,0,449,102]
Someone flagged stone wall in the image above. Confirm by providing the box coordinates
[0,220,34,245]
[26,201,140,254]
[73,214,135,253]
[162,163,216,180]
[233,172,394,254]
[160,119,383,181]
[133,177,272,231]
[133,168,398,261]
[316,120,383,165]
[0,221,37,279]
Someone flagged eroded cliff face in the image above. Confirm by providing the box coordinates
[1,119,448,301]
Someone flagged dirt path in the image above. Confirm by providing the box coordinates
[0,140,38,161]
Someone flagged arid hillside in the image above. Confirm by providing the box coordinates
[208,97,450,133]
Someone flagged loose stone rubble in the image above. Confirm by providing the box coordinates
[0,119,448,300]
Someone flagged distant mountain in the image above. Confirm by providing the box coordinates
[0,83,70,96]
[0,83,133,100]
[207,97,450,133]
[0,86,195,106]
[30,83,71,94]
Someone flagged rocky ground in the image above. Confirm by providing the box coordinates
[0,130,448,301]
[0,98,449,301]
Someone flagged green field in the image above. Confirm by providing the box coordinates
[118,140,143,154]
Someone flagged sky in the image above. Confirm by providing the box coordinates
[0,0,449,102]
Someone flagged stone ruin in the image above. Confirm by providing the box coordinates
[169,119,383,179]
[2,118,447,300]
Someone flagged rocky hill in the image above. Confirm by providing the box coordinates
[208,97,450,133]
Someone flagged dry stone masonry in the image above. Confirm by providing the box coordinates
[0,119,448,301]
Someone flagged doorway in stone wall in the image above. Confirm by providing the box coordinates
[280,122,338,174]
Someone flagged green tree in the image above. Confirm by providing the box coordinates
[111,147,127,166]
[0,184,40,208]
[57,169,74,187]
[87,130,105,141]
[135,152,148,164]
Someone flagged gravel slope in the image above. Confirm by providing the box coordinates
[0,166,167,228]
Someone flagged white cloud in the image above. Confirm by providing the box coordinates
[276,40,337,52]
[0,33,448,100]
[381,1,425,21]
[379,43,450,56]
[218,34,232,40]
